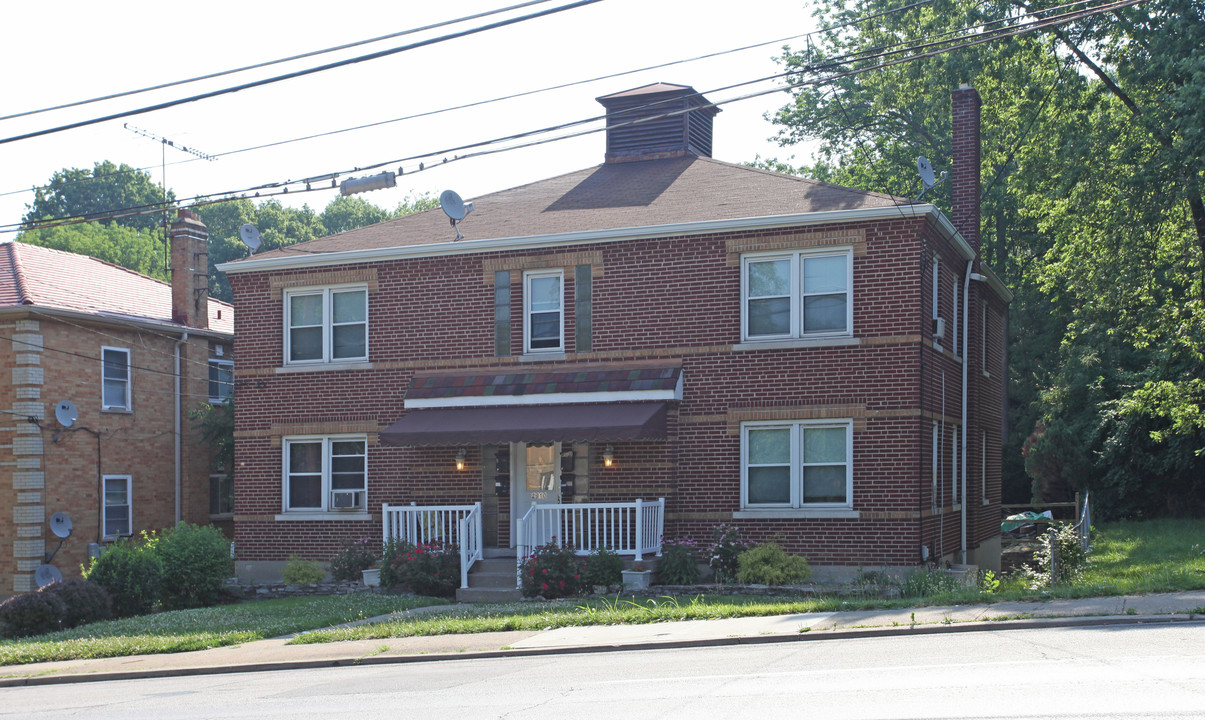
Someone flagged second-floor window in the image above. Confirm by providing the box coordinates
[524,270,563,353]
[101,346,131,411]
[103,474,132,538]
[285,286,367,365]
[742,249,851,341]
[209,359,234,402]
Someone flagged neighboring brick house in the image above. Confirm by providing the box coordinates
[0,211,233,595]
[220,83,1011,584]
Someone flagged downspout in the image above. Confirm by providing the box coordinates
[174,331,189,524]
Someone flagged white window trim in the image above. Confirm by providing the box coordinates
[102,474,132,539]
[523,269,564,355]
[281,435,367,514]
[740,419,853,510]
[283,284,369,366]
[101,346,132,411]
[741,248,854,343]
[208,358,234,403]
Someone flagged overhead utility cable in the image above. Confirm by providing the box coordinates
[0,0,603,146]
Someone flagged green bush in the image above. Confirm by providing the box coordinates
[0,590,66,638]
[1024,523,1090,588]
[708,523,750,583]
[520,540,584,598]
[82,534,163,617]
[281,555,326,585]
[900,567,963,598]
[156,523,233,610]
[381,540,459,598]
[657,538,702,585]
[41,579,112,629]
[329,537,379,582]
[582,547,624,587]
[735,543,811,585]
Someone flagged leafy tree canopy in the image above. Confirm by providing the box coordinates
[22,160,173,233]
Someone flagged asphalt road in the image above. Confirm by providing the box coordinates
[5,622,1204,720]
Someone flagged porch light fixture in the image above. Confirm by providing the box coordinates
[603,445,614,467]
[455,448,466,471]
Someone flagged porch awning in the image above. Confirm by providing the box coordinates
[379,401,668,446]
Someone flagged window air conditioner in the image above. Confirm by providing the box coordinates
[932,317,946,339]
[331,490,361,509]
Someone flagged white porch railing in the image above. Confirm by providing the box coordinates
[381,502,483,589]
[516,498,665,586]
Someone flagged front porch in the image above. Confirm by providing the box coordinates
[382,499,665,597]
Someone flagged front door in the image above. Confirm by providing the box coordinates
[511,442,560,548]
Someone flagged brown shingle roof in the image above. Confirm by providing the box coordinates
[0,240,233,335]
[245,156,911,261]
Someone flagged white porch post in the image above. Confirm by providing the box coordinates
[634,498,644,562]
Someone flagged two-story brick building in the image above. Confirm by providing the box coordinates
[220,83,1011,585]
[0,212,232,594]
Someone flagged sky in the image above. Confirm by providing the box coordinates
[0,0,823,234]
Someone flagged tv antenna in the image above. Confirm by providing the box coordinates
[915,156,948,200]
[440,190,474,241]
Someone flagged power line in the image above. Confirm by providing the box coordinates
[0,1,562,123]
[3,0,1143,235]
[0,0,604,146]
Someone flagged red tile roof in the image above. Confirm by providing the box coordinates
[242,156,911,262]
[0,240,233,335]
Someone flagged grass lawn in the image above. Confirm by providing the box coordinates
[4,519,1202,665]
[0,593,444,667]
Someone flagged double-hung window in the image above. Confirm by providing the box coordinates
[741,420,852,509]
[208,359,234,403]
[524,270,563,353]
[101,347,132,411]
[283,436,367,512]
[285,286,367,365]
[102,475,132,538]
[742,249,851,341]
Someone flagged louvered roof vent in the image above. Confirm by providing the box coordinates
[596,83,719,163]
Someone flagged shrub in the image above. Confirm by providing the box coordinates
[520,540,584,599]
[735,543,811,585]
[1024,523,1090,588]
[581,547,624,587]
[82,534,163,617]
[381,540,460,597]
[40,579,112,629]
[900,567,963,598]
[329,537,379,582]
[0,590,66,638]
[657,538,701,585]
[281,555,326,585]
[708,523,750,583]
[156,523,233,610]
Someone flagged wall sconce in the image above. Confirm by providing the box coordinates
[603,445,614,467]
[455,448,466,471]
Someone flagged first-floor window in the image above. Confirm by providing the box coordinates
[741,420,852,508]
[283,436,366,511]
[210,474,233,515]
[103,475,132,538]
[208,359,234,403]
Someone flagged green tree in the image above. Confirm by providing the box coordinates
[22,161,173,232]
[17,222,168,281]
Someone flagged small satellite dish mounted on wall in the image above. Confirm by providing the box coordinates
[915,156,948,200]
[239,224,262,254]
[440,190,474,241]
[55,400,78,428]
[35,564,63,588]
[50,512,73,539]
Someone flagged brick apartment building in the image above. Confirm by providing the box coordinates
[0,212,233,595]
[219,83,1011,584]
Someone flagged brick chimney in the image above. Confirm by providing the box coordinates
[170,209,209,329]
[951,84,982,256]
[597,83,719,163]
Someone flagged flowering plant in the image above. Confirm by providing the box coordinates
[708,523,750,583]
[380,539,460,598]
[329,537,379,582]
[519,539,584,599]
[657,537,701,585]
[582,547,624,587]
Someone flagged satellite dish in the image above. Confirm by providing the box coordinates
[34,564,62,588]
[50,513,73,539]
[440,190,475,241]
[54,400,78,428]
[918,156,936,189]
[239,224,262,253]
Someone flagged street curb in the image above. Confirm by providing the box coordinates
[2,613,1201,688]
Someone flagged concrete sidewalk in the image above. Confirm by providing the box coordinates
[3,590,1203,687]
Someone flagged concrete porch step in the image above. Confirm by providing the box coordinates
[456,586,523,603]
[456,556,521,602]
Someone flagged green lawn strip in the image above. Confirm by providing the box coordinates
[0,594,444,666]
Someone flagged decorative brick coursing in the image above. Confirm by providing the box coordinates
[725,227,867,264]
[13,505,45,524]
[13,539,45,558]
[11,436,43,455]
[12,366,43,386]
[481,250,603,284]
[13,575,34,594]
[269,268,379,300]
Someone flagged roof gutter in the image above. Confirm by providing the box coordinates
[0,306,232,340]
[218,204,979,275]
